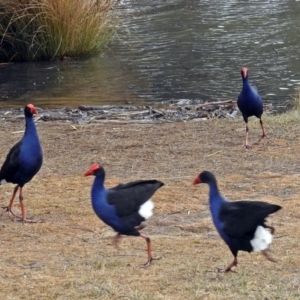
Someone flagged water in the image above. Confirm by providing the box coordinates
[0,0,299,110]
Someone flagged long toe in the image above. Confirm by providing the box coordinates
[257,134,274,144]
[1,206,22,220]
[218,267,237,273]
[224,267,237,273]
[1,206,12,213]
[243,144,252,149]
[141,257,153,268]
[224,257,238,272]
[1,206,9,217]
[17,217,44,224]
[264,134,274,143]
[1,205,40,223]
[140,256,161,268]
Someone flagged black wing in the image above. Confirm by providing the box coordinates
[107,180,164,217]
[0,141,22,183]
[219,201,281,238]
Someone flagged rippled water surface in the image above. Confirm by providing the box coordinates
[0,0,299,109]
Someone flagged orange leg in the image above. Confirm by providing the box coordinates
[140,234,153,268]
[243,123,252,149]
[112,233,122,249]
[18,187,39,223]
[2,186,40,223]
[258,119,273,144]
[135,224,146,231]
[262,248,277,263]
[264,224,275,234]
[225,256,238,272]
[260,119,267,137]
[1,185,20,219]
[19,187,26,221]
[262,224,276,263]
[112,233,159,267]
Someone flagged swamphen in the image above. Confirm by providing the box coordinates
[193,171,281,272]
[0,104,43,222]
[84,164,164,267]
[237,67,271,148]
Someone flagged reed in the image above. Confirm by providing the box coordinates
[0,0,118,61]
[292,87,300,111]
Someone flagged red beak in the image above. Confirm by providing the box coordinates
[84,164,100,176]
[193,177,201,185]
[84,170,93,177]
[241,67,248,78]
[27,104,38,115]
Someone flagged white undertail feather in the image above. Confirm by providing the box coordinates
[250,226,273,252]
[138,199,154,219]
[0,179,7,185]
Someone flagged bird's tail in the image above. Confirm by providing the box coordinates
[250,226,273,252]
[0,179,7,185]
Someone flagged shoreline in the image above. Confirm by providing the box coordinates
[0,101,245,123]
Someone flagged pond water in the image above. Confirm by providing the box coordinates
[0,0,299,110]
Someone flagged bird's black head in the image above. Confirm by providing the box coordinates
[84,164,105,177]
[24,104,38,117]
[193,171,217,185]
[241,67,248,79]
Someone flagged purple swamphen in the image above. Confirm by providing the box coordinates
[84,164,164,267]
[0,104,43,222]
[237,67,272,148]
[193,171,281,272]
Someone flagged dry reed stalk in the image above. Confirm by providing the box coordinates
[0,0,118,61]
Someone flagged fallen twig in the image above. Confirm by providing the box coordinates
[193,100,235,110]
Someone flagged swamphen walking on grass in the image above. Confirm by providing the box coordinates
[84,164,164,267]
[193,171,281,272]
[237,67,272,148]
[0,104,43,223]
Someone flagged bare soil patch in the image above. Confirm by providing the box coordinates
[0,114,299,299]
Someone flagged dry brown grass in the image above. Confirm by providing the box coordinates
[0,114,300,299]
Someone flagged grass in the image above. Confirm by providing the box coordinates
[1,106,300,299]
[0,0,118,62]
[292,87,300,110]
[266,87,300,126]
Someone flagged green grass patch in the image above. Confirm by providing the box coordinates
[0,0,118,62]
[274,87,300,124]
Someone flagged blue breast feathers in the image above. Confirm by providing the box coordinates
[238,78,263,118]
[17,117,42,184]
[209,191,229,239]
[91,179,123,232]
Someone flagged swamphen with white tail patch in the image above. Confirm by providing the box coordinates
[84,164,164,267]
[237,67,272,148]
[193,171,281,272]
[0,104,43,222]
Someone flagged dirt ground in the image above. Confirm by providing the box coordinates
[0,113,300,299]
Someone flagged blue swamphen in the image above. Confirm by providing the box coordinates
[193,171,281,272]
[0,104,43,223]
[237,67,271,148]
[84,164,164,267]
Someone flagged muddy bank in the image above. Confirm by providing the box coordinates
[0,100,249,123]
